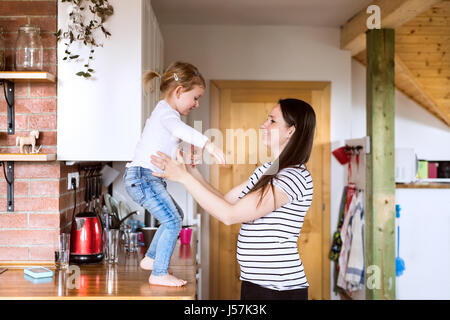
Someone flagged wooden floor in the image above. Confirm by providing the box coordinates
[0,241,197,300]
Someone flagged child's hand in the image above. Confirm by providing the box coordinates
[190,144,204,167]
[204,140,226,165]
[181,145,203,168]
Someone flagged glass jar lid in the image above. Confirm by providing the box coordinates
[18,24,40,33]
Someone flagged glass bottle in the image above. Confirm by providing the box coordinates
[0,26,6,71]
[14,24,44,71]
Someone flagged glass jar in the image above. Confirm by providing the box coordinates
[0,26,6,71]
[14,24,43,71]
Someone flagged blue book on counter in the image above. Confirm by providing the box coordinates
[24,267,54,279]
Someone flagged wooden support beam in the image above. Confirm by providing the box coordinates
[341,0,440,56]
[365,29,396,300]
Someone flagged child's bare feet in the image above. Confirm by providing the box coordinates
[140,257,173,274]
[149,274,187,287]
[140,256,155,270]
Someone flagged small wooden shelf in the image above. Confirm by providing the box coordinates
[0,153,56,161]
[1,71,56,135]
[0,71,56,83]
[396,182,450,189]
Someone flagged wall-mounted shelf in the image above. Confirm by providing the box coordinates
[0,71,56,135]
[0,71,56,82]
[396,182,450,189]
[0,153,56,161]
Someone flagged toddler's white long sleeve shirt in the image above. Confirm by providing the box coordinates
[126,100,208,172]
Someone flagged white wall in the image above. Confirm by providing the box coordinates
[161,24,352,299]
[352,59,450,299]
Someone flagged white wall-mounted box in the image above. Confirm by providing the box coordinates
[395,148,418,183]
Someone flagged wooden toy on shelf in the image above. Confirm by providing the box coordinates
[15,130,40,153]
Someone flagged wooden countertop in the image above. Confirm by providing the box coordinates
[0,240,197,300]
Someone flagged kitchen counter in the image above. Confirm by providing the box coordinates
[0,240,197,300]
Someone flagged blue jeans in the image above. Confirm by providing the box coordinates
[123,166,183,276]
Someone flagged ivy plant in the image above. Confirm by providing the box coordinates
[55,0,114,78]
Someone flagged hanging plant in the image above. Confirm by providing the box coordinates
[55,0,114,78]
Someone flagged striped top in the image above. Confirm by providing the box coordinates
[237,161,314,291]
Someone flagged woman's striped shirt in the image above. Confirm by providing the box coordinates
[237,161,313,291]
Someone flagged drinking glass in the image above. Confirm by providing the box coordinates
[121,224,131,245]
[126,232,138,253]
[54,233,70,270]
[180,227,192,245]
[104,229,120,264]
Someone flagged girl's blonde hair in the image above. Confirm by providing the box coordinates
[143,61,206,95]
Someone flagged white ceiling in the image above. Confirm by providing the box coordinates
[151,0,373,28]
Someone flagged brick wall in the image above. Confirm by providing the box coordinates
[0,0,106,262]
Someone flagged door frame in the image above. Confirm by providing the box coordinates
[209,80,331,299]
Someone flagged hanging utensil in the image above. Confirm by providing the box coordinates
[93,172,97,202]
[97,173,102,205]
[93,172,98,213]
[90,170,95,211]
[88,170,93,211]
[94,172,99,213]
[85,169,90,209]
[96,172,103,214]
[89,169,95,211]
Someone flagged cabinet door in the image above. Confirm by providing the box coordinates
[57,0,163,161]
[141,0,164,128]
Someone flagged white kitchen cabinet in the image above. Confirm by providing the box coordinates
[57,0,164,161]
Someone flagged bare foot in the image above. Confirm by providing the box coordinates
[140,256,154,270]
[140,257,173,274]
[149,274,187,287]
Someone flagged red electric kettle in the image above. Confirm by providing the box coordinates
[69,173,104,264]
[69,211,103,264]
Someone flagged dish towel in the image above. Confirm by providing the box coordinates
[337,191,358,290]
[330,187,348,293]
[344,191,365,291]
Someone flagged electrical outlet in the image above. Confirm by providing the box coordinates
[68,172,80,190]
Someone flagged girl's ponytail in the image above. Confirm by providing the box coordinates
[143,70,161,92]
[143,61,205,96]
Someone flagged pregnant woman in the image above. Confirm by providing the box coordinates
[151,98,316,300]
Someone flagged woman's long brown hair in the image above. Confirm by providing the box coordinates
[247,98,316,207]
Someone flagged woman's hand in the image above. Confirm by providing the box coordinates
[151,150,189,183]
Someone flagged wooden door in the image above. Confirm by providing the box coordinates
[209,81,331,300]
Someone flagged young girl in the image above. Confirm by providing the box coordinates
[123,61,225,287]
